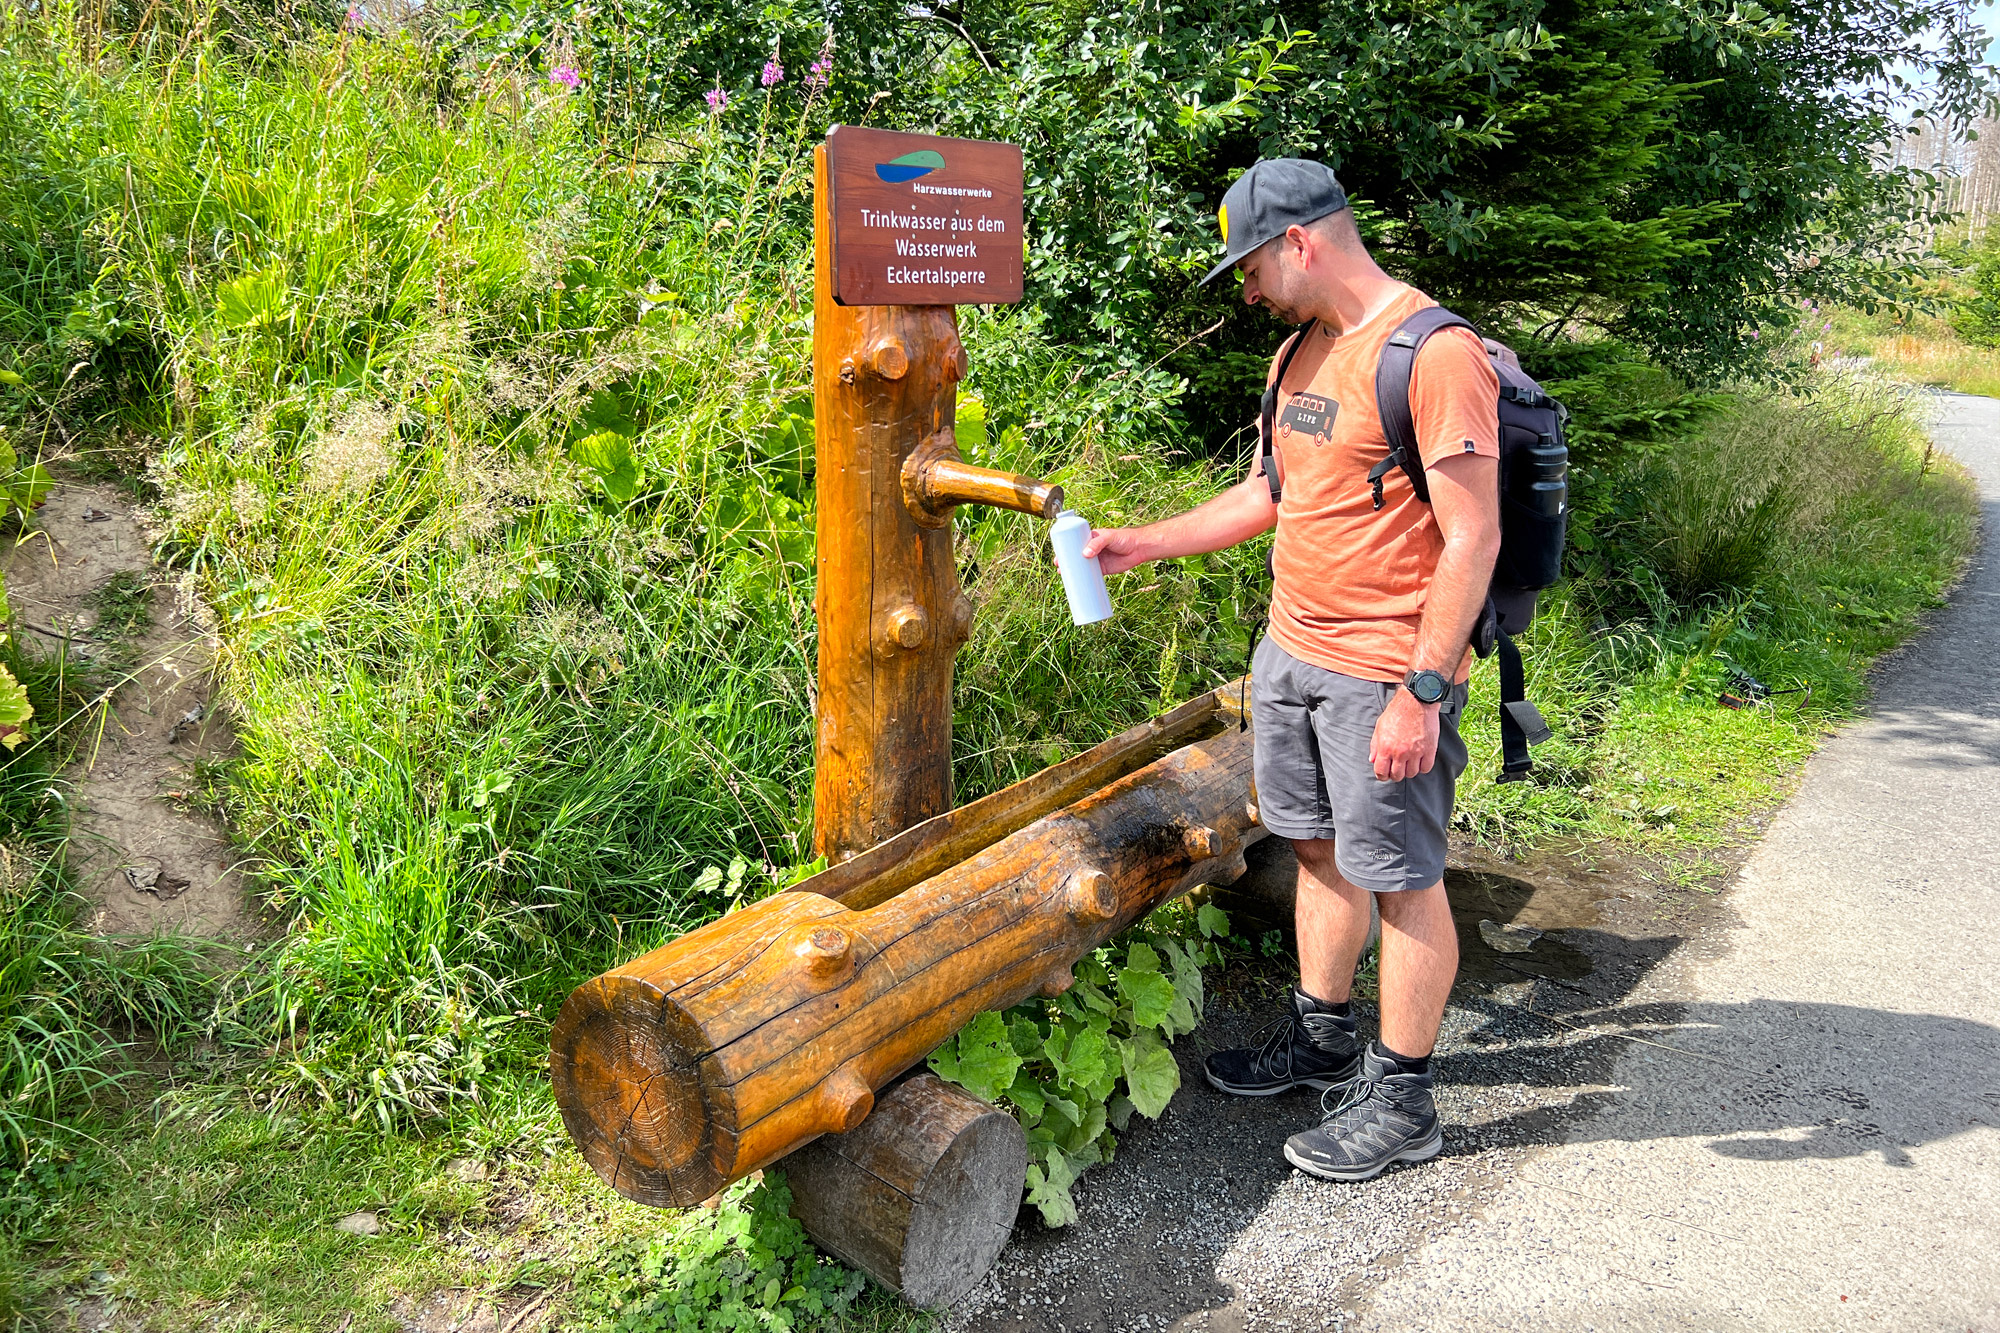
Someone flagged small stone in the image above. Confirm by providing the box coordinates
[334,1210,380,1236]
[445,1157,490,1183]
[1478,919,1543,954]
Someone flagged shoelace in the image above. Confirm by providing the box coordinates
[1243,1012,1304,1080]
[1318,1070,1381,1125]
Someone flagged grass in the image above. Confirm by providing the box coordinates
[1453,367,1978,850]
[1824,303,2000,398]
[26,1092,921,1333]
[0,9,1981,1332]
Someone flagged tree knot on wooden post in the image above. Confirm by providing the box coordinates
[879,604,929,656]
[865,339,910,381]
[1182,824,1221,860]
[818,1062,875,1133]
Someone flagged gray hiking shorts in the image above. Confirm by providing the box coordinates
[1251,635,1469,894]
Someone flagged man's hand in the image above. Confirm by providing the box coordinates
[1370,687,1440,782]
[1080,527,1151,577]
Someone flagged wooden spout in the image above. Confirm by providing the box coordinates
[902,432,1064,528]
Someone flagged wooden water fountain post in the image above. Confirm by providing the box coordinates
[808,135,1057,861]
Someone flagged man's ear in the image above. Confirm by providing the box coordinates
[1284,223,1314,268]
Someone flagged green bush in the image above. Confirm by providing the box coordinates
[469,0,1991,399]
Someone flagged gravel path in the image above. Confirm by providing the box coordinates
[944,392,2000,1333]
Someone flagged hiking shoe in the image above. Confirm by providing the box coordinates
[1283,1044,1443,1181]
[1204,988,1362,1096]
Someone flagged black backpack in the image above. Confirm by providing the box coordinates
[1255,305,1568,781]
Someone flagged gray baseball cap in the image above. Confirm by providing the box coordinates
[1199,159,1350,286]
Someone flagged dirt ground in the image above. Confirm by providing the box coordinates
[4,480,250,938]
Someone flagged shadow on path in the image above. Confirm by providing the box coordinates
[950,869,2000,1333]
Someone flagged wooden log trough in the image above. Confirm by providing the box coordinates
[549,716,1261,1209]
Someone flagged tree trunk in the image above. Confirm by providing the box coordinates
[783,1073,1026,1308]
[549,724,1263,1208]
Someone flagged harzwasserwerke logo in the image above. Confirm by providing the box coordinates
[875,150,946,183]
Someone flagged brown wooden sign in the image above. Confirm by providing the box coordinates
[825,125,1024,306]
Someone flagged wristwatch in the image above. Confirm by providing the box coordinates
[1403,668,1450,705]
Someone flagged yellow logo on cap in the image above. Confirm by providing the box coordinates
[1218,203,1230,243]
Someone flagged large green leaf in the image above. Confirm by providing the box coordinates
[0,661,32,751]
[1025,1147,1081,1227]
[571,430,641,503]
[1002,1071,1045,1123]
[948,1011,1022,1103]
[1116,965,1175,1030]
[1047,1023,1110,1093]
[1054,1098,1108,1156]
[1008,1015,1045,1058]
[215,267,290,330]
[1120,1030,1181,1119]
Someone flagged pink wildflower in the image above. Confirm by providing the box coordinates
[762,60,785,87]
[1748,328,1760,340]
[807,33,834,90]
[706,85,729,113]
[344,5,361,28]
[550,64,581,89]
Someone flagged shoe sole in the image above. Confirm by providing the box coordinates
[1283,1126,1443,1181]
[1204,1068,1355,1097]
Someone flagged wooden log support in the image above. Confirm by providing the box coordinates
[810,143,966,860]
[784,1073,1026,1308]
[549,723,1263,1208]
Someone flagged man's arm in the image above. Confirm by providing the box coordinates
[1369,450,1502,782]
[1080,460,1278,576]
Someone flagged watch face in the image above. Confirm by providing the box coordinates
[1410,671,1448,704]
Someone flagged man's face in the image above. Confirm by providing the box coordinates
[1236,233,1309,324]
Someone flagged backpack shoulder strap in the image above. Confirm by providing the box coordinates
[1258,321,1318,506]
[1369,305,1478,509]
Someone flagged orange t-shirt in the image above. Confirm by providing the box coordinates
[1263,285,1499,684]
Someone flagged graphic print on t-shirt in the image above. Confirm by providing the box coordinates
[1278,391,1338,446]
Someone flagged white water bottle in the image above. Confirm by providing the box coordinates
[1049,510,1113,625]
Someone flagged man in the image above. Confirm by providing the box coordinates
[1082,159,1501,1182]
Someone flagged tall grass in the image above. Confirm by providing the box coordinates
[0,16,1263,1130]
[1823,304,2000,398]
[1457,365,1976,847]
